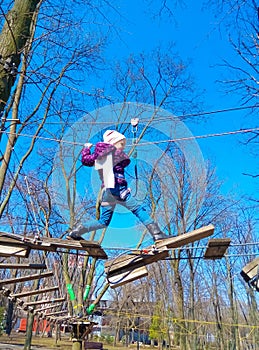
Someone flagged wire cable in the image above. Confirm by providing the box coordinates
[33,104,259,125]
[2,125,259,147]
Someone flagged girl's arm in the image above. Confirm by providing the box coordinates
[81,146,96,166]
[81,142,116,167]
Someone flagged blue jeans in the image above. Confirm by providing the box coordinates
[80,185,154,234]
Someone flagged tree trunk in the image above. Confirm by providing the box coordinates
[23,311,34,350]
[226,260,240,350]
[187,258,197,350]
[212,273,224,350]
[247,288,259,347]
[5,299,14,336]
[0,0,41,111]
[173,268,186,349]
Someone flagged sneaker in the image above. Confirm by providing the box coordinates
[67,225,85,240]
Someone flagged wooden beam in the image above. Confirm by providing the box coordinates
[44,315,71,322]
[24,297,65,306]
[241,257,259,282]
[204,238,231,259]
[155,224,214,249]
[43,310,68,317]
[0,271,53,286]
[0,263,46,269]
[10,286,59,299]
[105,249,169,275]
[0,243,30,257]
[47,238,108,259]
[108,266,148,288]
[0,231,107,259]
[34,304,63,315]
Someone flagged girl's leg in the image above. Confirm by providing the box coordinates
[121,193,168,241]
[120,194,153,226]
[68,190,116,239]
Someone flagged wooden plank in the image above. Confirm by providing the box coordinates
[105,249,169,275]
[0,263,47,269]
[0,243,30,257]
[0,231,107,259]
[204,238,231,259]
[34,303,63,314]
[0,271,53,286]
[24,297,65,306]
[45,315,71,322]
[155,224,215,249]
[10,286,59,299]
[79,240,108,259]
[0,236,50,257]
[108,266,148,289]
[240,257,259,282]
[43,310,68,317]
[48,238,108,259]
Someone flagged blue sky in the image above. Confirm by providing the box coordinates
[105,1,258,198]
[91,1,258,247]
[49,1,258,247]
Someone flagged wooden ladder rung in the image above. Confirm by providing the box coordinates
[0,271,53,286]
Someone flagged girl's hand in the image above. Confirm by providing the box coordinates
[84,142,93,149]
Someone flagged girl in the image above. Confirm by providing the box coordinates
[68,130,168,242]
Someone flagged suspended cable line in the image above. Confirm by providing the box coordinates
[39,104,258,125]
[1,126,259,147]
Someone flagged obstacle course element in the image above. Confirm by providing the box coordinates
[105,247,168,288]
[0,271,54,286]
[241,257,259,292]
[0,231,107,259]
[6,286,60,299]
[204,238,231,259]
[0,263,47,269]
[0,261,63,315]
[155,224,215,249]
[105,225,215,288]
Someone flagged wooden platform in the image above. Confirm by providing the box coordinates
[107,264,149,289]
[155,224,215,249]
[204,238,231,259]
[241,257,259,291]
[105,224,215,288]
[0,231,107,259]
[105,247,169,286]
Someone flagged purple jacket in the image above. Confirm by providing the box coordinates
[81,142,130,186]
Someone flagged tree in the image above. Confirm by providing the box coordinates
[3,1,257,350]
[0,0,41,112]
[0,1,110,349]
[208,1,259,182]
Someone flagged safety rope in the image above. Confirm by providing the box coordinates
[130,118,139,196]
